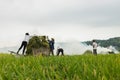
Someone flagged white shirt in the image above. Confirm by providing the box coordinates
[23,35,30,43]
[93,42,98,49]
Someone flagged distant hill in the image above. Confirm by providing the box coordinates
[83,37,120,51]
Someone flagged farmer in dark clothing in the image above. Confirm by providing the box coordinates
[57,47,64,56]
[47,36,55,55]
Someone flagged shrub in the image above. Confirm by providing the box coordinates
[83,50,93,55]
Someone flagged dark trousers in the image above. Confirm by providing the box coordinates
[49,49,54,56]
[93,49,97,55]
[57,49,64,56]
[17,41,27,55]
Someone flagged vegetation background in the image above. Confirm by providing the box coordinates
[84,37,120,51]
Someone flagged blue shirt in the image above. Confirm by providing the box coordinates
[48,40,54,50]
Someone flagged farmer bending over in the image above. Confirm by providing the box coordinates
[57,47,64,56]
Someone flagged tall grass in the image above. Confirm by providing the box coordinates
[0,54,120,80]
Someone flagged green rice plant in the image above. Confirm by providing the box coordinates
[0,53,120,80]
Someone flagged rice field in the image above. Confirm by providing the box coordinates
[0,53,120,80]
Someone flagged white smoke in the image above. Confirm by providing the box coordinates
[97,45,119,54]
[55,41,119,55]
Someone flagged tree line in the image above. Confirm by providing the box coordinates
[84,37,120,51]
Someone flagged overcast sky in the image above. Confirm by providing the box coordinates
[0,0,120,48]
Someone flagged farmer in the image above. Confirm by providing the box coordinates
[57,47,64,56]
[17,33,31,55]
[47,36,55,56]
[92,40,98,55]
